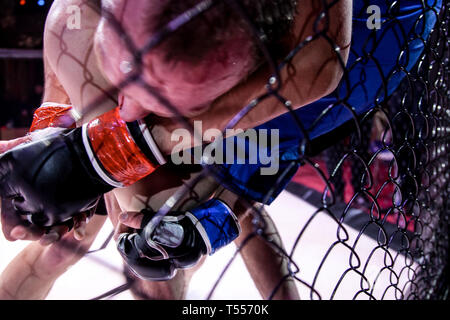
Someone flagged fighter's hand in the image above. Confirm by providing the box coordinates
[0,128,113,228]
[0,138,89,245]
[116,199,240,281]
[0,106,163,229]
[1,202,88,245]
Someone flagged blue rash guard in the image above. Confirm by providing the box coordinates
[210,0,443,204]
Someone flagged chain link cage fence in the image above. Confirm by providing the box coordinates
[1,0,449,300]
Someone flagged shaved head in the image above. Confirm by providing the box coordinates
[95,0,298,119]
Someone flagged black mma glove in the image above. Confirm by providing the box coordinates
[117,199,241,281]
[0,107,164,227]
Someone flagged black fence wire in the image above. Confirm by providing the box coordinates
[1,0,449,300]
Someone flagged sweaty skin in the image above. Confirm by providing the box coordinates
[1,0,302,299]
[1,0,351,299]
[45,0,351,152]
[42,0,350,224]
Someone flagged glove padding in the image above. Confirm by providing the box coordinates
[117,199,241,281]
[0,128,112,227]
[0,107,162,227]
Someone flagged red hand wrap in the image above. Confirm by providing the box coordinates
[86,107,159,186]
[30,104,76,132]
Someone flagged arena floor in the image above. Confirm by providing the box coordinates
[0,189,416,300]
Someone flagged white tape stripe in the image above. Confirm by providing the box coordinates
[81,123,124,188]
[69,108,82,122]
[143,237,170,261]
[39,102,82,122]
[215,199,242,235]
[185,212,212,255]
[138,120,167,165]
[40,102,73,108]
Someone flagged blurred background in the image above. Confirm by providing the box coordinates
[0,0,52,133]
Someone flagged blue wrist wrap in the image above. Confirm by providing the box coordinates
[187,199,241,255]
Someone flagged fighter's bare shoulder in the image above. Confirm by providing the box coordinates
[43,0,116,120]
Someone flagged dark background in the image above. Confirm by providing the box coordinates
[0,0,53,128]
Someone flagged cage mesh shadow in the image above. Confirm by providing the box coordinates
[9,0,447,300]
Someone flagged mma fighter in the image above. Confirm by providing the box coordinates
[0,0,351,299]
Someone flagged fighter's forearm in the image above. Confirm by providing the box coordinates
[210,0,352,130]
